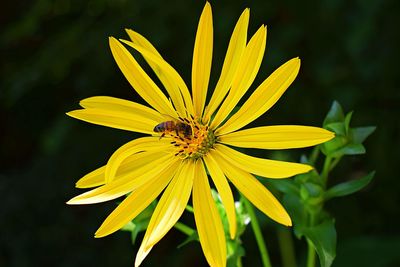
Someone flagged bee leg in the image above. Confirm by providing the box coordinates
[159,132,165,140]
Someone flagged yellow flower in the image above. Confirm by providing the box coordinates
[67,2,334,267]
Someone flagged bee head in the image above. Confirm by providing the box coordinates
[153,124,164,132]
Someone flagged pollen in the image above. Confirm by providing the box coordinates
[159,117,216,159]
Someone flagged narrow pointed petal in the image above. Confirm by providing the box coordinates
[211,25,267,129]
[76,151,161,189]
[104,137,171,183]
[211,151,292,226]
[109,37,176,117]
[219,125,335,149]
[203,155,236,239]
[66,155,178,205]
[67,108,156,134]
[125,28,163,56]
[121,36,194,116]
[193,160,227,267]
[214,144,312,178]
[192,2,213,116]
[203,8,249,122]
[134,161,193,266]
[95,160,181,238]
[79,96,164,123]
[217,58,301,135]
[135,245,152,267]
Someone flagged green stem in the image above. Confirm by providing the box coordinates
[306,213,316,267]
[306,239,316,267]
[277,227,297,267]
[321,156,332,186]
[243,197,272,267]
[174,222,195,236]
[185,204,194,213]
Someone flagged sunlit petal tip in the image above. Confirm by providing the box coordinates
[277,207,292,227]
[304,164,314,172]
[135,246,152,267]
[75,181,85,188]
[240,7,250,19]
[66,197,80,205]
[108,36,117,46]
[283,216,292,227]
[94,228,109,238]
[94,232,103,239]
[65,110,78,118]
[293,57,301,66]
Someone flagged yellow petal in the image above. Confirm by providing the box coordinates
[219,125,335,149]
[214,144,312,178]
[79,96,164,123]
[66,155,177,205]
[203,8,249,122]
[144,160,194,249]
[192,2,213,116]
[104,137,171,183]
[109,37,176,117]
[134,161,194,267]
[135,245,152,267]
[67,108,156,134]
[193,161,226,266]
[76,150,161,189]
[211,151,291,226]
[125,28,162,56]
[94,160,181,238]
[211,25,267,129]
[217,58,301,135]
[203,155,236,238]
[193,160,227,267]
[121,36,194,116]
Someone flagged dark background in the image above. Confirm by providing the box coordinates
[1,0,399,266]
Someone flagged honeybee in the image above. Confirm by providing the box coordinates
[154,120,193,139]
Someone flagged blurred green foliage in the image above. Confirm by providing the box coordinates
[1,0,399,266]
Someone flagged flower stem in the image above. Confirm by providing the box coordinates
[185,204,194,213]
[277,227,297,267]
[306,239,316,267]
[243,197,272,267]
[321,156,332,185]
[174,222,195,236]
[306,213,316,267]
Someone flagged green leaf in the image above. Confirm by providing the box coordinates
[332,143,366,157]
[320,135,348,157]
[303,219,337,267]
[350,126,376,144]
[120,220,149,244]
[282,194,307,238]
[227,240,245,267]
[325,171,375,200]
[324,122,346,136]
[323,101,344,126]
[344,111,353,133]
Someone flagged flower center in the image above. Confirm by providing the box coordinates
[155,117,216,159]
